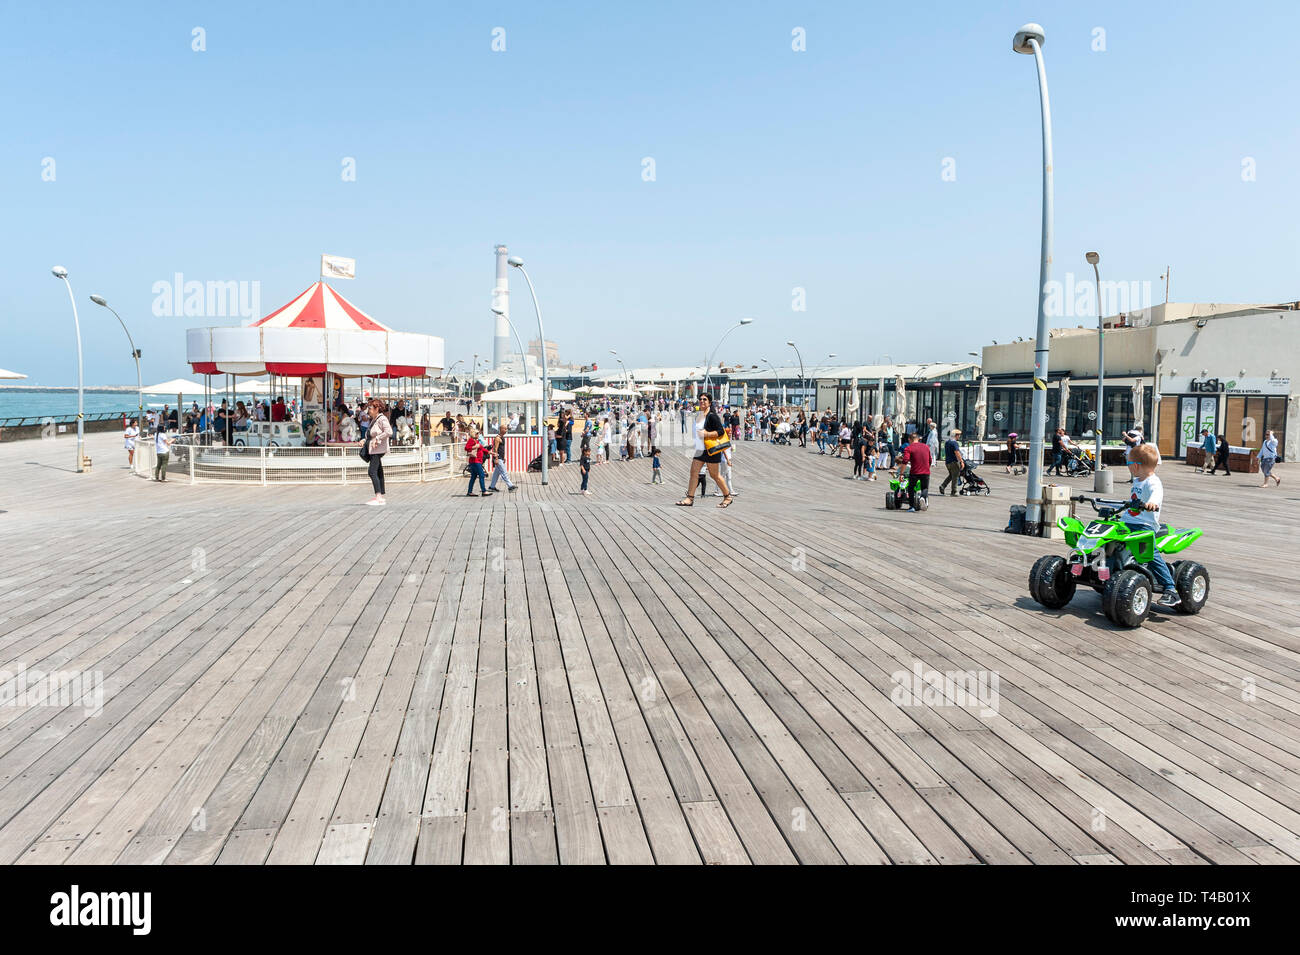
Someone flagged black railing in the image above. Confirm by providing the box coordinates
[0,410,137,428]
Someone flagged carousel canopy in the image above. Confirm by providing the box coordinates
[187,282,444,379]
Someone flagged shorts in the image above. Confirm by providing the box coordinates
[694,450,722,465]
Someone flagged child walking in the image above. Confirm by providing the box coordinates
[650,446,663,484]
[580,440,592,496]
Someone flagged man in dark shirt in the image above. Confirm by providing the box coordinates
[1050,428,1065,475]
[938,429,966,496]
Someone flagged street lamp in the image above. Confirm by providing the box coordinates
[1013,21,1055,535]
[808,353,837,411]
[51,266,86,473]
[491,304,530,381]
[507,255,550,486]
[786,340,806,408]
[609,350,631,390]
[1086,251,1108,491]
[89,295,144,442]
[702,318,754,402]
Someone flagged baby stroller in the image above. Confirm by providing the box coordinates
[773,423,792,445]
[957,461,991,495]
[1063,446,1094,477]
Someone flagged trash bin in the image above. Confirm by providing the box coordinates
[1094,467,1114,494]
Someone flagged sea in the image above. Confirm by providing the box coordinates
[0,387,213,422]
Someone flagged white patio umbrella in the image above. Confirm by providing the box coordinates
[894,375,907,425]
[847,377,859,416]
[974,375,988,441]
[0,367,27,379]
[1058,375,1070,430]
[143,377,206,394]
[1131,380,1145,431]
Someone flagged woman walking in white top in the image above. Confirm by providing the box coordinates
[1259,430,1282,487]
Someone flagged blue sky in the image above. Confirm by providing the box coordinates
[3,0,1298,384]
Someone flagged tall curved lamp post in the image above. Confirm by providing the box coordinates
[507,256,550,485]
[89,295,144,439]
[786,340,806,408]
[51,267,86,472]
[609,351,632,390]
[1013,21,1054,534]
[491,305,531,381]
[703,318,754,402]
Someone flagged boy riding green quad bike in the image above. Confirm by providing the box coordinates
[1028,494,1210,627]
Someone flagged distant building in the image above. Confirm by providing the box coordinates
[528,339,560,367]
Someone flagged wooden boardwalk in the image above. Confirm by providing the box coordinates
[1,430,1297,864]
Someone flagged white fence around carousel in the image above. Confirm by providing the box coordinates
[134,434,459,485]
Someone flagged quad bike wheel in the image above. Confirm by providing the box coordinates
[911,493,929,512]
[1173,561,1210,614]
[885,492,896,510]
[1107,569,1152,628]
[1029,554,1076,608]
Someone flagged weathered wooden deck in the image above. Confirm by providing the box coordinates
[1,430,1297,864]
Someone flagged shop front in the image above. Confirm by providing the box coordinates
[1158,375,1289,461]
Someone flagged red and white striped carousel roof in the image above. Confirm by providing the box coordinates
[252,282,392,332]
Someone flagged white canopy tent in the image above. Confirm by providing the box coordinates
[143,378,207,394]
[480,382,576,403]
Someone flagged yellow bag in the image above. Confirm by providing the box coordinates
[703,432,731,454]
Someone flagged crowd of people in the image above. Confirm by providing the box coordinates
[123,387,1285,506]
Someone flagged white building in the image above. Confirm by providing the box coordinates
[980,302,1297,460]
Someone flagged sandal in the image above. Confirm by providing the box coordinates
[718,497,734,508]
[675,498,694,506]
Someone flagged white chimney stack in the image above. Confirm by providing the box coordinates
[492,244,510,371]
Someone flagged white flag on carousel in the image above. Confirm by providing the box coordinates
[320,254,356,280]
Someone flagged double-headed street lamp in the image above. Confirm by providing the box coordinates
[506,256,550,485]
[702,318,754,402]
[88,295,144,440]
[1013,21,1055,535]
[50,266,86,473]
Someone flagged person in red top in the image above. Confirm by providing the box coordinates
[465,426,488,497]
[896,432,932,501]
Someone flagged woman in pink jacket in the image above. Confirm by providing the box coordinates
[365,398,393,506]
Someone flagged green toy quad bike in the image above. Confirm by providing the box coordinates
[1028,495,1209,628]
[885,472,928,511]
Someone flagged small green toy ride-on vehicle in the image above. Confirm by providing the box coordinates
[885,470,928,511]
[1028,495,1210,628]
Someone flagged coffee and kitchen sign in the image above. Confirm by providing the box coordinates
[1161,375,1290,396]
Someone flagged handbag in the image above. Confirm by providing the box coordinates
[703,432,731,454]
[359,437,371,462]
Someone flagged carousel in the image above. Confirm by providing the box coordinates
[175,281,452,484]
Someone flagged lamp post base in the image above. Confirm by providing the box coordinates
[1093,467,1113,493]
